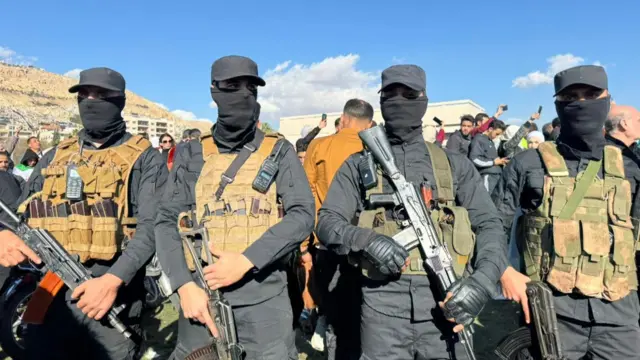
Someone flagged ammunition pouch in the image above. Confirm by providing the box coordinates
[521,143,637,301]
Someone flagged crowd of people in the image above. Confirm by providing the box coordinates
[0,56,638,360]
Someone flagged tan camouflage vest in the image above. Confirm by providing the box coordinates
[183,132,284,271]
[23,135,150,263]
[356,142,476,280]
[518,142,637,301]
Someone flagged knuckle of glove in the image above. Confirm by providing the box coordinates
[446,278,490,324]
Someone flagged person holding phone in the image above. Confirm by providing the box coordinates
[468,119,508,193]
[296,114,327,164]
[470,104,507,137]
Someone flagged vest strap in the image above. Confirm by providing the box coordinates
[214,131,265,201]
[539,142,570,177]
[557,159,602,220]
[425,142,455,205]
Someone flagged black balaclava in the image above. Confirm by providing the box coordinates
[380,95,428,144]
[211,87,260,151]
[78,96,127,142]
[555,96,610,160]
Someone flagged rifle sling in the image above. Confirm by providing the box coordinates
[557,159,602,220]
[214,131,265,201]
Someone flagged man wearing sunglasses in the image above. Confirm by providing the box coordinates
[316,64,507,359]
[0,67,168,359]
[155,55,314,360]
[493,65,640,359]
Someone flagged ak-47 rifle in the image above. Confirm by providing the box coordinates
[178,208,243,360]
[0,199,140,344]
[495,281,566,360]
[358,125,476,360]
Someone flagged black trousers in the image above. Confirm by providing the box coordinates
[25,274,144,360]
[171,289,298,360]
[557,315,640,360]
[311,249,362,360]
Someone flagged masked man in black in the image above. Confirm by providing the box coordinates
[155,55,315,360]
[0,67,167,359]
[493,65,640,359]
[316,64,508,359]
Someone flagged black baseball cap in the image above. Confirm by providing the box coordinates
[553,65,607,96]
[68,67,126,94]
[379,64,426,93]
[211,55,266,86]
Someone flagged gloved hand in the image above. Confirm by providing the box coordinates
[363,234,409,277]
[441,276,491,327]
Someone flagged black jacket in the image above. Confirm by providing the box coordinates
[492,139,640,326]
[445,130,471,157]
[316,135,507,320]
[469,134,502,175]
[19,130,168,284]
[155,129,315,306]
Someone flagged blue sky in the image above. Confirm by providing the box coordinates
[1,0,638,128]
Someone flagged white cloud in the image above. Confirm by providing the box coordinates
[391,56,405,64]
[512,53,602,89]
[171,109,211,123]
[63,68,82,79]
[0,46,38,66]
[258,54,380,122]
[209,101,217,109]
[155,102,168,110]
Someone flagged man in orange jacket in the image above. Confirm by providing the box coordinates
[301,98,374,359]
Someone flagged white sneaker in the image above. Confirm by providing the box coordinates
[310,315,327,352]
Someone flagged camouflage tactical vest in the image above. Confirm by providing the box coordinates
[518,142,638,301]
[183,132,284,271]
[23,135,150,263]
[356,142,476,280]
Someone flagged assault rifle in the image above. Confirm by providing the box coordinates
[178,209,243,360]
[494,281,566,360]
[0,199,140,344]
[358,125,476,360]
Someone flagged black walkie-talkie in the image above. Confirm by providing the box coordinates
[252,140,285,194]
[358,151,378,190]
[66,141,84,201]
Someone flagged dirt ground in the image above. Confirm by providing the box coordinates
[139,299,523,360]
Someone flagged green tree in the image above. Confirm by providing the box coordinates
[260,122,275,134]
[52,130,61,146]
[72,128,80,137]
[69,114,82,124]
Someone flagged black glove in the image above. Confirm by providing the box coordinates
[442,276,491,326]
[363,234,409,277]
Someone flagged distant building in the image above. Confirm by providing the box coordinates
[278,99,485,145]
[125,116,175,139]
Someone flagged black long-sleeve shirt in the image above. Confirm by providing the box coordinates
[316,136,507,320]
[155,129,315,306]
[19,130,168,285]
[445,130,471,157]
[0,171,23,228]
[492,140,640,326]
[469,133,502,175]
[295,126,322,153]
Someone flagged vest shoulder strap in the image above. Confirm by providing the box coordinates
[257,133,285,159]
[538,142,570,177]
[123,135,152,153]
[202,136,219,157]
[604,145,625,179]
[425,142,455,205]
[57,137,78,150]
